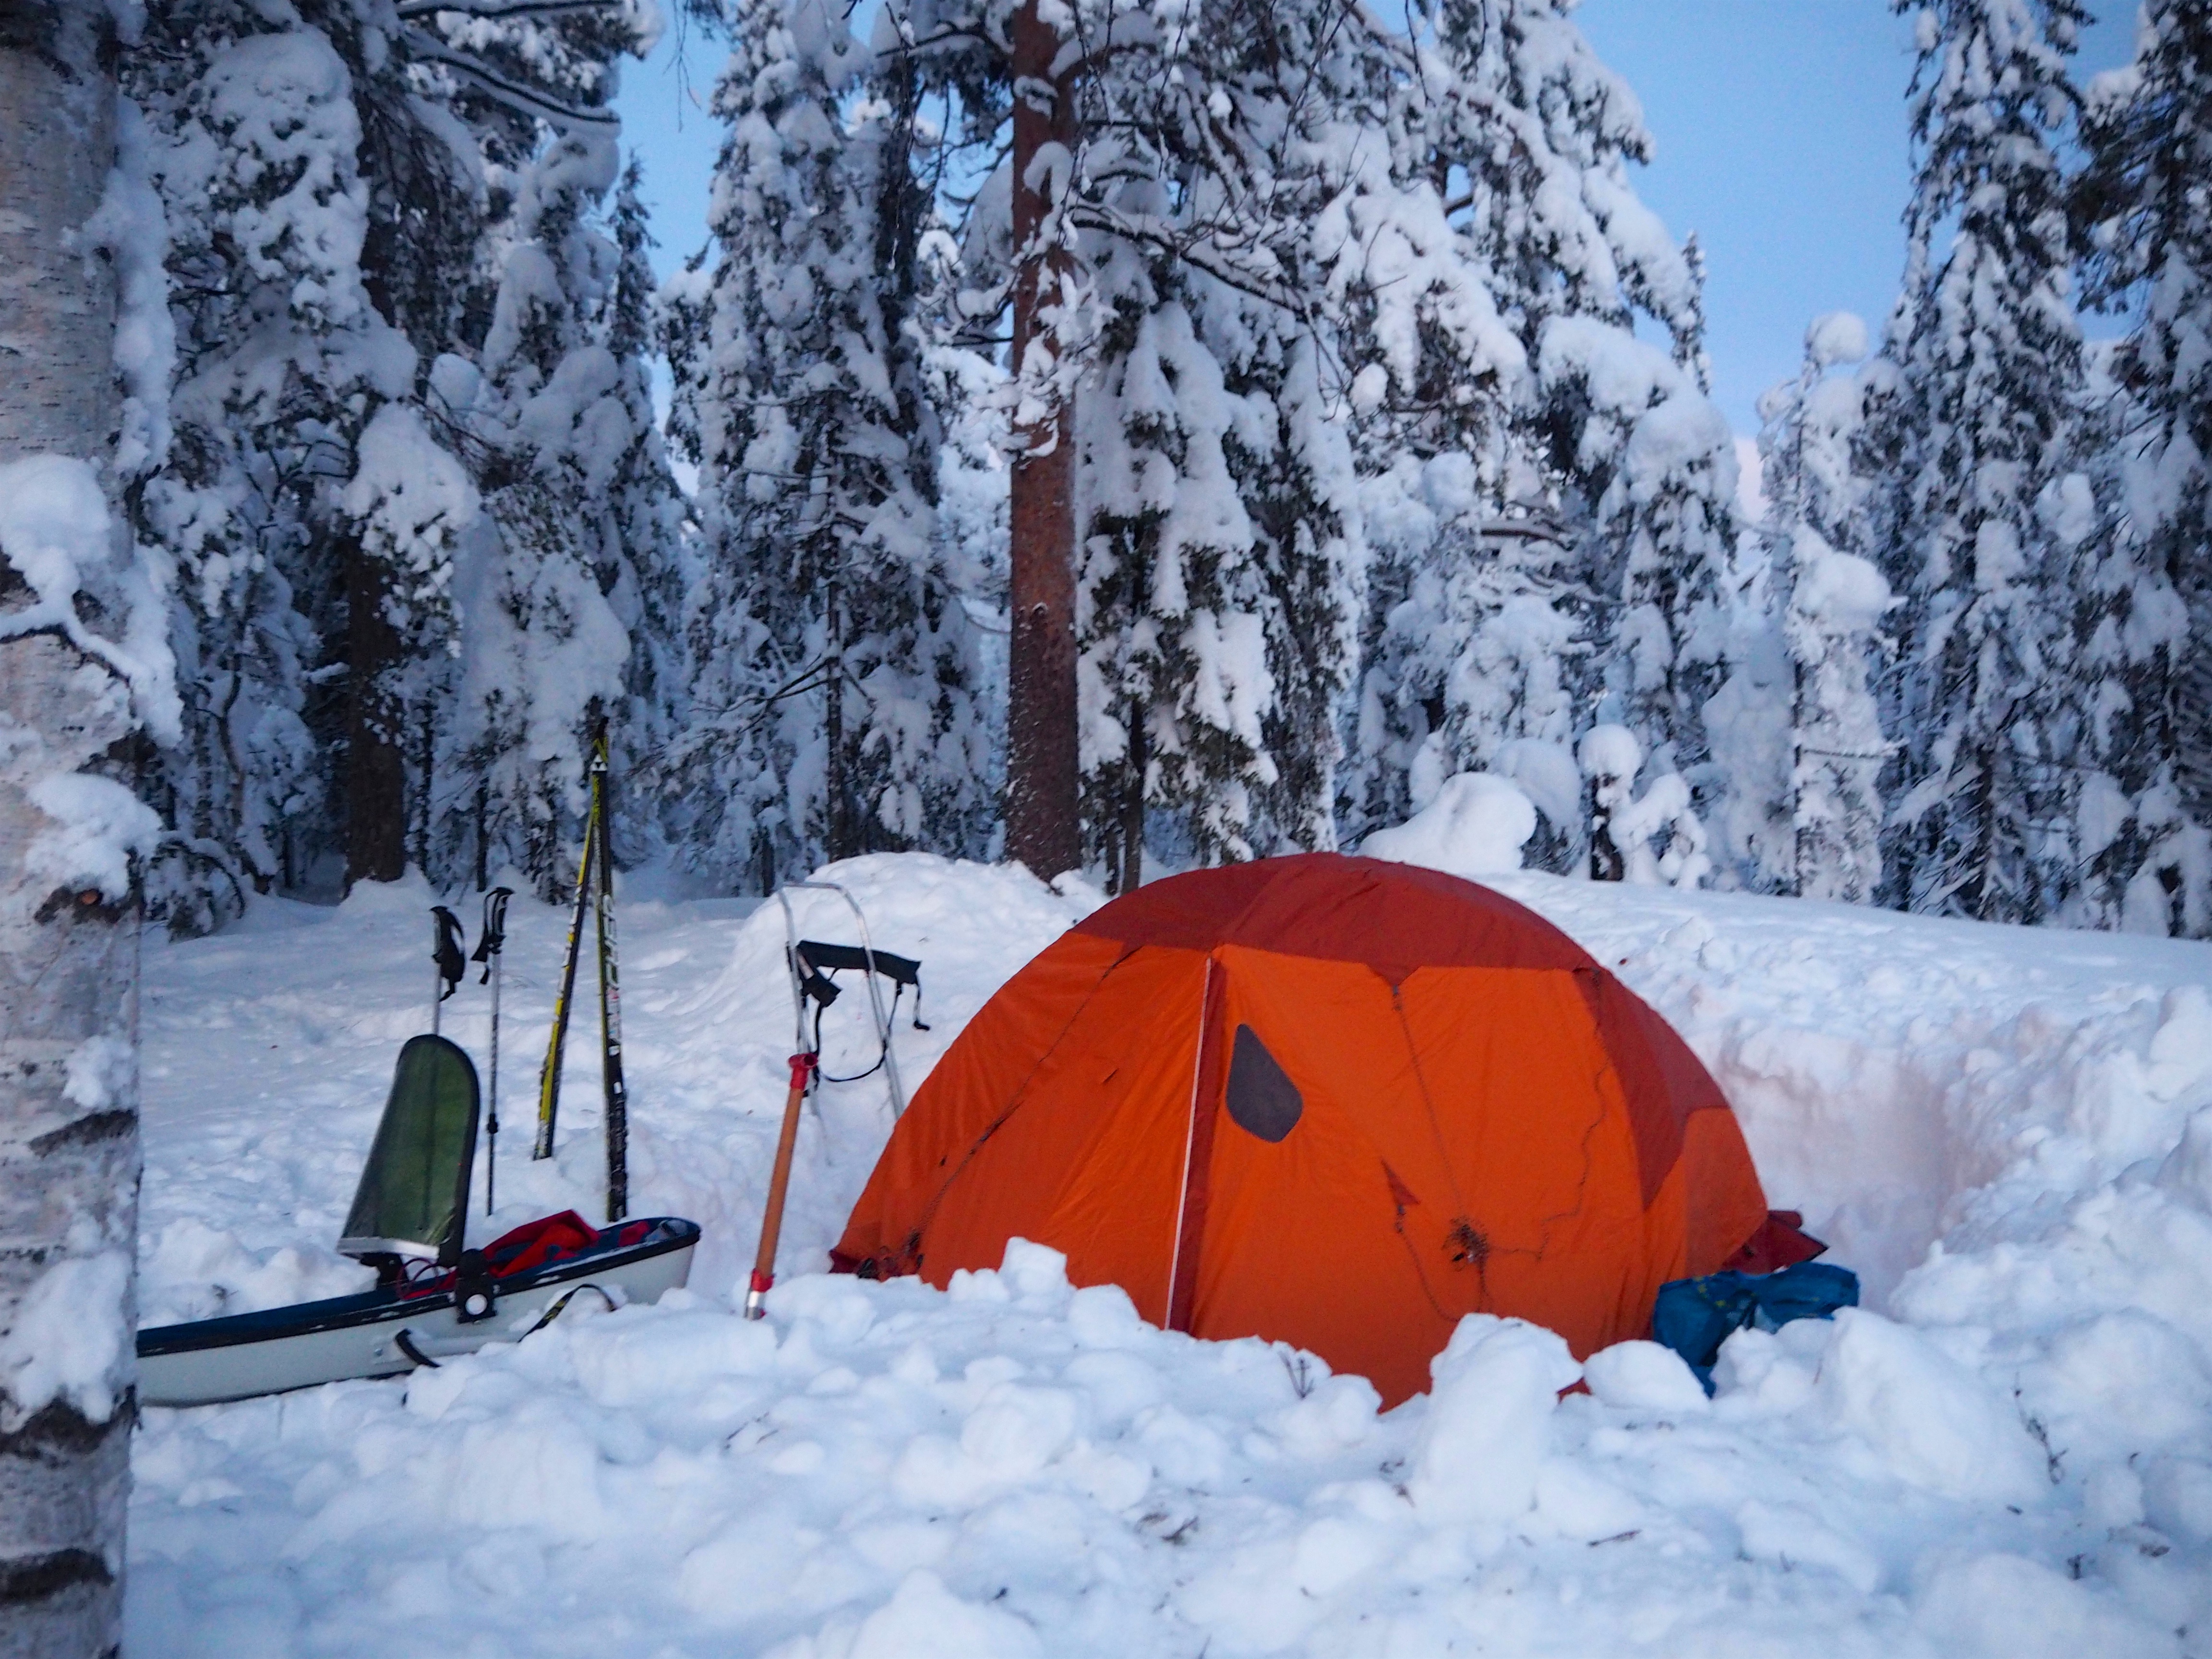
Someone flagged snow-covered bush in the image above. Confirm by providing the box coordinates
[1360,771,1538,879]
[1580,722,1709,889]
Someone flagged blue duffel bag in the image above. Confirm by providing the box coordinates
[1651,1261,1861,1395]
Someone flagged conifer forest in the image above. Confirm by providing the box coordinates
[41,0,2212,931]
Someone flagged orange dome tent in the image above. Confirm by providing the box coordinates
[832,854,1772,1405]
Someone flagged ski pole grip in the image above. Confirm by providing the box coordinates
[787,1051,817,1091]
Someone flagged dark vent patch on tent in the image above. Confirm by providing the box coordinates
[1226,1025,1302,1143]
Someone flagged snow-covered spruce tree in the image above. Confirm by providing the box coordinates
[1578,724,1709,887]
[125,0,681,908]
[721,0,1707,881]
[1349,462,1590,864]
[1321,13,1541,853]
[1069,0,1390,880]
[327,0,490,890]
[129,8,427,918]
[672,0,990,890]
[0,0,179,1644]
[379,0,679,897]
[597,160,694,869]
[429,132,686,897]
[2072,0,2211,936]
[1710,313,1894,902]
[1058,0,1515,879]
[1346,0,1733,869]
[1868,0,2092,924]
[1539,318,1736,850]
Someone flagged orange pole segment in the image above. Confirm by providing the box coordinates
[745,1052,817,1318]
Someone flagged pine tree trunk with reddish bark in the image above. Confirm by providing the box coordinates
[1003,0,1082,881]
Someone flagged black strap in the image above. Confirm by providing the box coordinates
[814,979,912,1084]
[794,937,929,1082]
[474,887,513,980]
[432,907,467,1001]
[793,939,920,986]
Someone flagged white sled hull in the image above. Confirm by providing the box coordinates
[140,1226,695,1408]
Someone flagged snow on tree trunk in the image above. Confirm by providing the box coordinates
[1004,0,1082,880]
[0,2,169,1647]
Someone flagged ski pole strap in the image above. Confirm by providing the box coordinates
[475,886,513,978]
[787,1051,818,1092]
[432,906,467,1000]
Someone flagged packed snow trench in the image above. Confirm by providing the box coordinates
[129,854,2212,1657]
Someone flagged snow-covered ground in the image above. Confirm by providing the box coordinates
[127,855,2212,1656]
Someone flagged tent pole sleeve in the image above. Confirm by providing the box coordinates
[1165,956,1228,1332]
[746,1051,817,1317]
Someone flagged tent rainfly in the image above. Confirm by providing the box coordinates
[833,854,1773,1406]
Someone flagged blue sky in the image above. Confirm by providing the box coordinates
[613,0,2145,437]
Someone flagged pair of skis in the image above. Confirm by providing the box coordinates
[532,729,630,1223]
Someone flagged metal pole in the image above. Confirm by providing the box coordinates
[591,735,629,1222]
[478,886,512,1216]
[487,946,500,1213]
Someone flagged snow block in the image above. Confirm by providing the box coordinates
[1407,1315,1580,1526]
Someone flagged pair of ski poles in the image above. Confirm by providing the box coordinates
[427,890,514,1217]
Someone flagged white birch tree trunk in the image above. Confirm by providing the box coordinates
[0,1,138,1653]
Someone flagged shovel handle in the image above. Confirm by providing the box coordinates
[745,1052,817,1318]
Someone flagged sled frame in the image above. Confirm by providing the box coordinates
[776,880,908,1120]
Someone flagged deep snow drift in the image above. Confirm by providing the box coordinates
[128,855,2212,1656]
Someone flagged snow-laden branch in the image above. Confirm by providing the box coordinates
[402,30,620,128]
[1061,202,1307,316]
[396,0,625,19]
